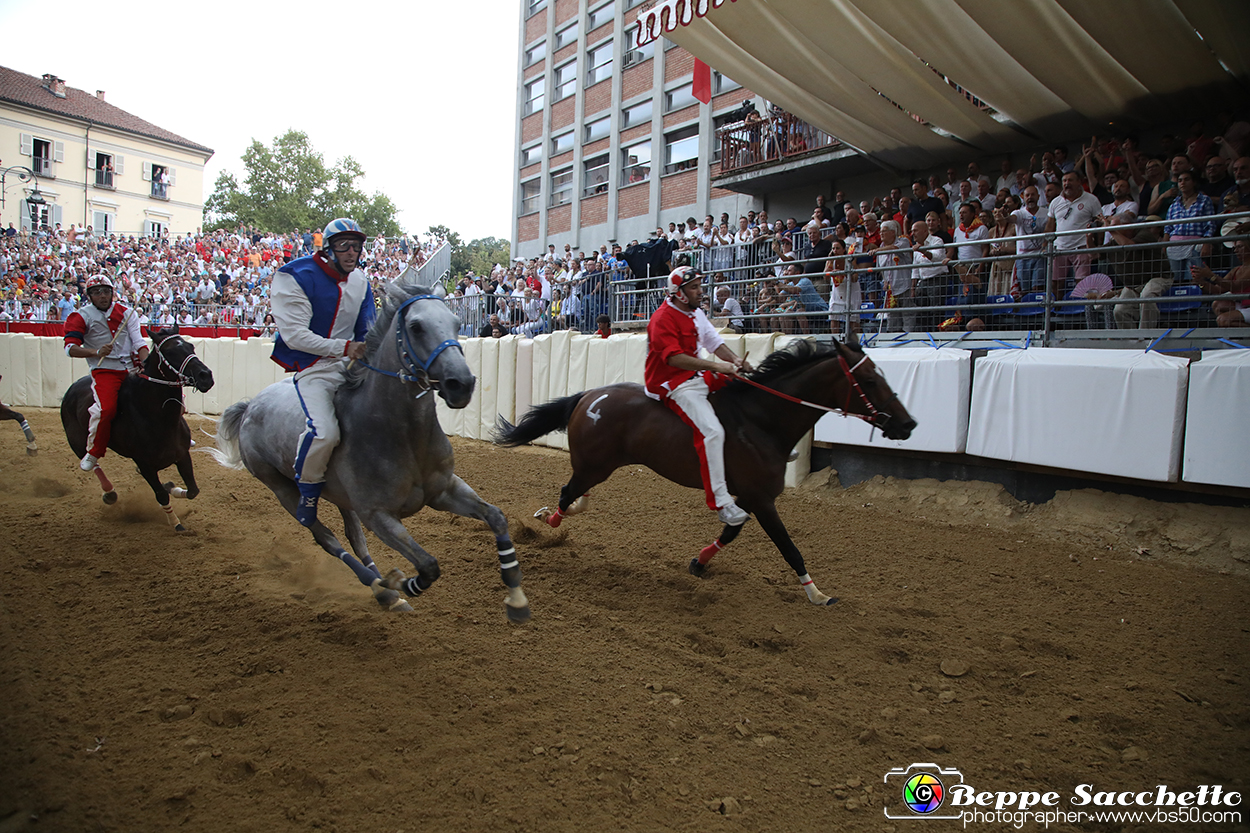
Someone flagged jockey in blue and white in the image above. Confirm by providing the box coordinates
[270,217,375,527]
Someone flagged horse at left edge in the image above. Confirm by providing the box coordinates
[61,326,215,531]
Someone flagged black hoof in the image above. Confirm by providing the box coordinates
[506,603,532,624]
[174,523,188,533]
[102,491,118,505]
[688,558,707,577]
[824,597,840,606]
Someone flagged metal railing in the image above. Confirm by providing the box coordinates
[602,211,1250,347]
[715,110,843,176]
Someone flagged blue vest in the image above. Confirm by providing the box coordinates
[271,255,375,371]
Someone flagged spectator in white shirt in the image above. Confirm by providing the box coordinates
[1011,186,1049,292]
[1045,172,1103,294]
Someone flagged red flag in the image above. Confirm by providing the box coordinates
[692,58,711,104]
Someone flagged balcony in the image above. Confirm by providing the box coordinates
[95,170,115,189]
[150,182,169,200]
[713,108,869,196]
[31,157,55,178]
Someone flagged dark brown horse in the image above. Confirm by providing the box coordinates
[61,326,214,531]
[495,335,916,605]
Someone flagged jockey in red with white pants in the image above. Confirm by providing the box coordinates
[63,275,149,471]
[645,266,754,526]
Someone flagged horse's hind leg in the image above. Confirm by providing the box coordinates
[359,511,444,606]
[752,502,838,606]
[339,508,382,579]
[428,475,530,623]
[541,465,611,529]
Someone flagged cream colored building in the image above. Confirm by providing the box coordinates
[0,66,212,238]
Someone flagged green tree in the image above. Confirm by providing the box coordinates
[204,130,401,237]
[462,237,512,277]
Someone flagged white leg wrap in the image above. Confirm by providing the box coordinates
[799,573,834,606]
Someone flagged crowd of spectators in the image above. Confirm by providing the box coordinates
[523,112,1250,335]
[0,222,444,330]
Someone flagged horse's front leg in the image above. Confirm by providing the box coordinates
[428,475,530,623]
[137,463,187,532]
[165,451,199,500]
[3,407,37,455]
[752,502,838,606]
[362,511,443,600]
[689,521,747,577]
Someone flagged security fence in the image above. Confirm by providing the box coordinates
[604,211,1250,348]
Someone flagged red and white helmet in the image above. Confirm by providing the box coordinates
[85,275,114,292]
[666,266,702,297]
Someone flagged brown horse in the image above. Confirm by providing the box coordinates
[495,335,916,605]
[1,375,38,456]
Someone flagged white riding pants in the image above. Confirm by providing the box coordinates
[292,359,348,484]
[666,375,733,511]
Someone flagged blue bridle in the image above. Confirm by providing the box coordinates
[359,294,463,390]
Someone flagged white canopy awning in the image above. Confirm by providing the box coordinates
[635,0,1250,171]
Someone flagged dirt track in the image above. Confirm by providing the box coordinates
[1,407,1248,833]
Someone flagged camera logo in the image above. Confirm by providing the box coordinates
[883,763,965,820]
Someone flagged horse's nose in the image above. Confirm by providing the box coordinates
[197,370,215,392]
[887,416,917,440]
[439,373,476,409]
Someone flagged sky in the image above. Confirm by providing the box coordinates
[0,0,521,242]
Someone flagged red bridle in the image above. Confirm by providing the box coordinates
[736,347,888,428]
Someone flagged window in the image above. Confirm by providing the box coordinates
[23,133,63,178]
[145,163,174,199]
[665,84,698,113]
[554,60,577,101]
[145,219,166,238]
[527,0,547,16]
[584,115,610,144]
[520,179,541,214]
[663,37,678,51]
[621,140,651,185]
[92,151,118,188]
[554,22,577,51]
[551,131,575,156]
[624,0,646,9]
[524,41,547,67]
[664,125,700,174]
[621,99,652,128]
[92,210,115,235]
[520,143,542,167]
[622,39,654,68]
[587,0,614,31]
[583,154,610,196]
[550,168,574,207]
[586,40,613,86]
[713,71,741,95]
[523,76,545,116]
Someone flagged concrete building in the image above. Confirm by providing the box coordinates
[511,0,769,260]
[0,65,213,237]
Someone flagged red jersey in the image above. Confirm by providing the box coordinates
[644,298,725,399]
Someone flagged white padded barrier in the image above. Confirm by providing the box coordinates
[495,335,518,430]
[621,334,647,385]
[546,330,573,451]
[585,335,610,391]
[0,334,16,405]
[460,338,483,440]
[529,335,551,447]
[514,337,533,426]
[967,347,1189,482]
[602,333,630,384]
[1183,349,1250,488]
[20,334,41,407]
[744,333,777,367]
[567,334,593,394]
[478,337,500,440]
[815,346,972,454]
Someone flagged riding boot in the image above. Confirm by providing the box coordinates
[296,481,324,527]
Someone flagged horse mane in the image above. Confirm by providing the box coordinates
[344,282,436,388]
[731,338,847,389]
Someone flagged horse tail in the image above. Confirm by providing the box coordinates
[493,392,585,447]
[206,399,251,470]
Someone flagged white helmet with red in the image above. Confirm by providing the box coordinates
[665,265,702,298]
[85,275,114,293]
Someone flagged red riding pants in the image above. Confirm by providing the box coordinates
[86,369,127,458]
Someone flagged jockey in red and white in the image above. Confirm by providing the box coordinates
[63,275,148,471]
[644,266,754,527]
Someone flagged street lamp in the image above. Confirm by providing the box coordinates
[0,162,46,225]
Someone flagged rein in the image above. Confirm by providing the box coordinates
[738,350,887,428]
[357,294,463,391]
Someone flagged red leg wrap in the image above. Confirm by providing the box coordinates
[698,539,722,566]
[546,508,564,528]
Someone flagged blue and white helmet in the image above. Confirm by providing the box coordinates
[322,218,366,251]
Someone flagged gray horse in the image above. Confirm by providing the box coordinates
[209,283,529,622]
